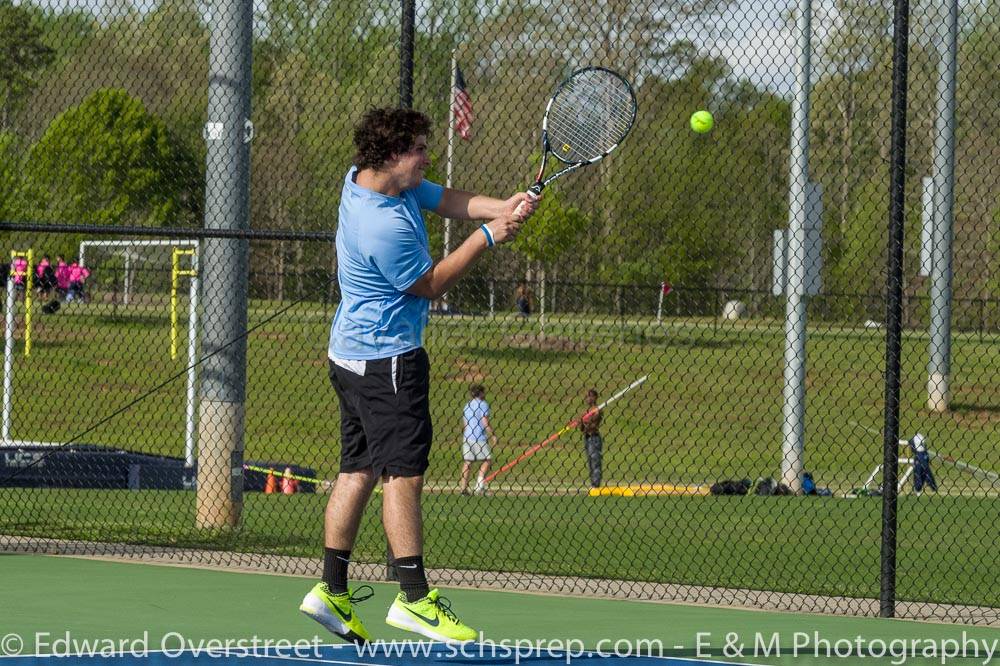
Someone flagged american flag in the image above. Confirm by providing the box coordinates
[452,64,473,140]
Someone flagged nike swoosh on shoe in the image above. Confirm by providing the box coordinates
[404,608,440,627]
[329,602,352,622]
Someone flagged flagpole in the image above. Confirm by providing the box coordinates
[444,48,457,259]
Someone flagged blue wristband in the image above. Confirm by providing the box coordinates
[480,224,495,248]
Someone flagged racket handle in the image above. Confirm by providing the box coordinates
[513,186,541,219]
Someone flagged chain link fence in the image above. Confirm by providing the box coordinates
[1,0,997,625]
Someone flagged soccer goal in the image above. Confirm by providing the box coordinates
[79,240,200,466]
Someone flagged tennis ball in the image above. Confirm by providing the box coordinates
[690,110,714,134]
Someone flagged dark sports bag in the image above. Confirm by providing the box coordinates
[710,478,751,495]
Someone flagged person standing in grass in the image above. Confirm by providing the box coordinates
[11,255,27,297]
[55,256,70,300]
[458,384,496,496]
[579,388,604,488]
[298,107,538,646]
[514,280,533,317]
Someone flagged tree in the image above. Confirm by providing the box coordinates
[512,186,586,266]
[0,130,18,220]
[831,174,887,301]
[0,0,55,130]
[511,186,587,334]
[21,88,200,228]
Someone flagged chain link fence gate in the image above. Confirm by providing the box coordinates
[0,0,997,625]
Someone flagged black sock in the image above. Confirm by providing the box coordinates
[323,548,351,594]
[393,555,429,602]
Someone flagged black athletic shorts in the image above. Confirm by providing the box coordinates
[328,347,432,477]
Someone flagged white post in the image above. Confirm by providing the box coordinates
[3,276,15,444]
[780,0,813,494]
[539,267,546,339]
[444,49,457,258]
[185,247,200,467]
[124,251,132,306]
[657,283,665,325]
[489,279,495,316]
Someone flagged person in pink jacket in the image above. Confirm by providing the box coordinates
[67,262,90,302]
[35,256,55,298]
[55,256,71,299]
[11,256,28,296]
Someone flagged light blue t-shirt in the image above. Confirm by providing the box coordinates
[463,398,490,443]
[329,167,444,360]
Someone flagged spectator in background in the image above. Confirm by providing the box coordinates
[458,384,497,496]
[514,280,533,317]
[11,255,28,297]
[579,388,604,488]
[35,255,55,298]
[67,261,90,302]
[55,256,70,299]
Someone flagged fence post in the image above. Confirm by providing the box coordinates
[112,272,119,317]
[880,0,911,619]
[617,285,624,342]
[714,289,719,334]
[980,299,985,342]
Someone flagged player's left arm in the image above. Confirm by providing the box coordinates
[435,188,537,221]
[482,416,498,443]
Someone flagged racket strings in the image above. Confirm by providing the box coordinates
[546,71,634,163]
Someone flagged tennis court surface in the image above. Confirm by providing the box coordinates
[5,554,1000,665]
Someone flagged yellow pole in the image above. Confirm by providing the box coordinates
[10,250,33,357]
[171,248,197,360]
[171,249,180,359]
[24,249,33,357]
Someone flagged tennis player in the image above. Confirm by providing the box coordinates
[299,107,538,644]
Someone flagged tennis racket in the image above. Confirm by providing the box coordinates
[516,67,637,214]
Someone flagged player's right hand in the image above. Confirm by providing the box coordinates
[486,217,521,245]
[511,191,541,221]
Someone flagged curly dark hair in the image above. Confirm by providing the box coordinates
[353,107,432,170]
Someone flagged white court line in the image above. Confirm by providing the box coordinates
[249,655,391,666]
[0,641,760,665]
[246,642,761,666]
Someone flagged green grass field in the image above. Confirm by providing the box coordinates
[3,297,999,608]
[4,489,999,607]
[7,299,999,489]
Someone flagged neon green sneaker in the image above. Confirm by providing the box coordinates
[299,582,374,644]
[385,588,478,644]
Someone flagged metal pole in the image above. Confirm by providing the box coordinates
[387,0,417,580]
[780,0,813,494]
[171,249,180,360]
[2,275,14,444]
[186,248,199,468]
[881,0,910,619]
[197,0,252,528]
[444,50,456,258]
[124,252,131,306]
[927,0,957,412]
[23,250,32,358]
[399,0,415,109]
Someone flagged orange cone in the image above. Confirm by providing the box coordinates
[281,467,297,495]
[264,470,277,494]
